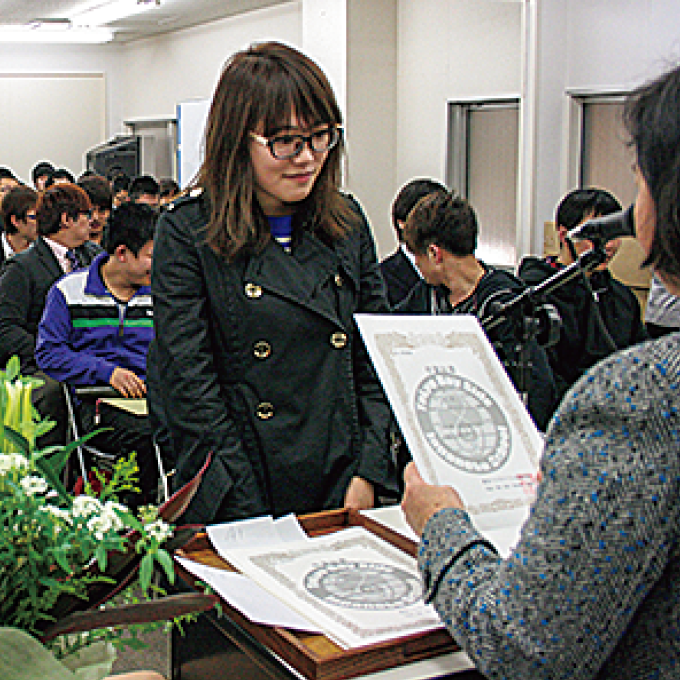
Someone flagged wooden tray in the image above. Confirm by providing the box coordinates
[174,508,458,680]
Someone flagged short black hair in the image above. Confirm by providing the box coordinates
[391,178,448,241]
[159,177,180,198]
[32,161,54,185]
[128,175,160,200]
[0,167,17,182]
[555,188,622,230]
[45,168,76,188]
[78,174,113,210]
[404,191,478,257]
[0,186,37,234]
[112,173,130,194]
[102,202,156,256]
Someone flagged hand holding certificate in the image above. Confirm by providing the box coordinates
[355,314,542,545]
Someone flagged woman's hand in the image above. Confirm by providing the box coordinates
[343,476,375,510]
[401,462,464,537]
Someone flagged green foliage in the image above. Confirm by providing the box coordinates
[0,357,189,660]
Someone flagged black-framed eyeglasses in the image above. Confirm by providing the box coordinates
[249,125,342,160]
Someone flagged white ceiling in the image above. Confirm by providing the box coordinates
[0,0,290,43]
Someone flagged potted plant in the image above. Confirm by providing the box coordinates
[0,357,215,680]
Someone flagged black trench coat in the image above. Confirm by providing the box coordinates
[150,191,396,524]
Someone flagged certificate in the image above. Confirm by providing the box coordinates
[225,526,443,649]
[355,314,542,532]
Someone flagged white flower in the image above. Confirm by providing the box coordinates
[87,513,116,541]
[71,495,103,518]
[20,475,48,496]
[144,518,172,543]
[0,453,29,475]
[102,501,129,532]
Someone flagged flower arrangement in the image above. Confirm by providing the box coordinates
[0,357,215,678]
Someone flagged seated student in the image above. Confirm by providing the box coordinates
[397,190,558,431]
[31,161,55,191]
[158,178,181,207]
[518,187,647,399]
[0,185,38,265]
[380,178,447,307]
[128,175,160,209]
[78,174,113,245]
[36,203,157,504]
[45,167,76,187]
[0,184,101,447]
[110,172,131,208]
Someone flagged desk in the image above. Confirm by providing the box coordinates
[171,508,477,680]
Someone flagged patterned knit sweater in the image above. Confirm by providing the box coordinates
[419,333,680,679]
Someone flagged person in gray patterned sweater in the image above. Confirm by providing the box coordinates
[401,63,680,679]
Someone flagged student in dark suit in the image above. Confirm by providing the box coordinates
[0,186,38,266]
[0,183,101,445]
[151,42,397,524]
[380,178,447,307]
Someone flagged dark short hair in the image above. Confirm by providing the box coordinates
[624,63,680,285]
[555,188,622,230]
[159,178,180,198]
[0,186,37,234]
[128,175,160,200]
[112,173,130,194]
[78,174,113,210]
[31,161,54,185]
[102,202,156,256]
[45,168,76,188]
[404,191,478,257]
[36,184,91,236]
[391,178,448,241]
[0,167,17,182]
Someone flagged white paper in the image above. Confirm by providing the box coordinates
[356,314,542,533]
[175,556,321,633]
[225,527,444,649]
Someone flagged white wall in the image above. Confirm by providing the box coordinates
[533,0,680,255]
[0,43,124,180]
[118,2,302,129]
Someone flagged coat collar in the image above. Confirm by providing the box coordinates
[244,229,350,327]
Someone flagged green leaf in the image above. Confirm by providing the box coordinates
[155,549,175,582]
[139,553,154,592]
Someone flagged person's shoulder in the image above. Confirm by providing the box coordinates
[161,187,208,222]
[517,255,554,282]
[394,279,430,314]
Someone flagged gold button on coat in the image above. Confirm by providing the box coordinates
[255,402,275,420]
[245,282,263,298]
[330,331,347,349]
[253,341,271,359]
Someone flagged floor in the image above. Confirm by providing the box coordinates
[111,626,170,678]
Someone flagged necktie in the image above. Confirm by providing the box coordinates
[66,249,80,272]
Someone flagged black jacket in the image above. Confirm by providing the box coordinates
[0,237,101,372]
[150,191,397,524]
[396,265,559,431]
[380,248,420,308]
[518,256,647,399]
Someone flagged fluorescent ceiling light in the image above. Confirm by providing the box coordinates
[70,0,159,28]
[0,25,113,43]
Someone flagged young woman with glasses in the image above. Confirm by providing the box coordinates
[150,42,396,524]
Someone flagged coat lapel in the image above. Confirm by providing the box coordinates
[244,232,346,328]
[34,237,64,280]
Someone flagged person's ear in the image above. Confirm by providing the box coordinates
[556,225,569,246]
[428,243,442,263]
[115,244,128,262]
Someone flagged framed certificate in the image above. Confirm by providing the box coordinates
[356,314,542,532]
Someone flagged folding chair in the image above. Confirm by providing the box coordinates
[62,384,171,503]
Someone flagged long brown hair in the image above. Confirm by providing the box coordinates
[199,41,355,260]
